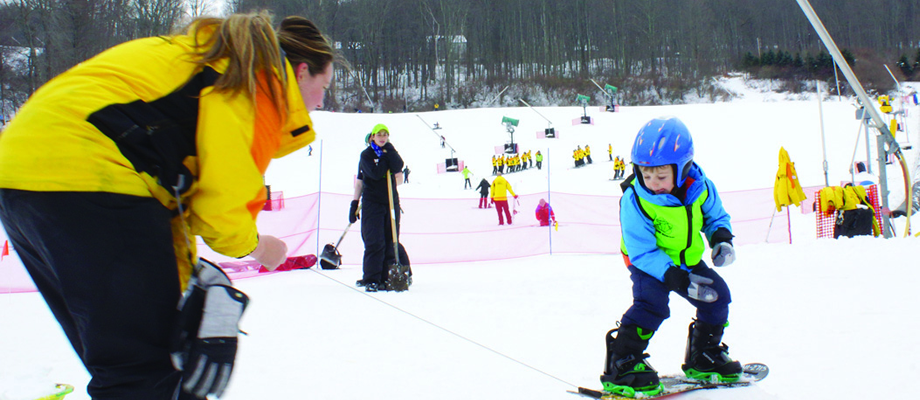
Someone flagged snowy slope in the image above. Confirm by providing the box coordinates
[2,76,920,400]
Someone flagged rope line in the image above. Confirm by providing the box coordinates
[307,268,577,388]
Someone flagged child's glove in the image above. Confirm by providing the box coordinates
[664,267,718,303]
[349,200,360,223]
[711,242,735,267]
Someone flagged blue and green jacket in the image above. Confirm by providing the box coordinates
[619,163,732,282]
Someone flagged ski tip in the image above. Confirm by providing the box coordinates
[742,362,769,382]
[576,387,605,398]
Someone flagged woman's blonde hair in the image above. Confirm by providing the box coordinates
[187,11,336,113]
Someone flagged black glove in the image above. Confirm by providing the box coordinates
[663,267,718,303]
[171,259,231,369]
[181,285,248,398]
[171,259,249,399]
[349,200,360,224]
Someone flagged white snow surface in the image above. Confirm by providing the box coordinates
[3,76,920,400]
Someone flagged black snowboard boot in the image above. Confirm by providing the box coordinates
[682,319,742,382]
[599,324,662,397]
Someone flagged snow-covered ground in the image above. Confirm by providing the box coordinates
[3,75,920,400]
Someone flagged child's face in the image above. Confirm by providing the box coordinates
[641,166,674,194]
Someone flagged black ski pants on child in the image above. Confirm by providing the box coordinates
[0,189,191,400]
[621,262,731,331]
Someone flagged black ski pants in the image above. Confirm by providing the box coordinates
[0,189,191,400]
[360,200,410,285]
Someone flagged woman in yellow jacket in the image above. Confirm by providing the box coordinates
[0,12,335,400]
[490,171,518,225]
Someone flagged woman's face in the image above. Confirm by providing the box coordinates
[296,63,333,111]
[372,131,389,147]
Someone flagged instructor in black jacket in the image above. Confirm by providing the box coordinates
[350,123,411,292]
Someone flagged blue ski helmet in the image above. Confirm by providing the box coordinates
[630,117,694,187]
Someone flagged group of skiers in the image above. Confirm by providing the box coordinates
[573,144,593,167]
[612,156,627,179]
[491,150,543,174]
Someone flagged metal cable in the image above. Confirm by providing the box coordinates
[306,267,578,388]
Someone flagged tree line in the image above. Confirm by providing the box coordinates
[3,0,920,117]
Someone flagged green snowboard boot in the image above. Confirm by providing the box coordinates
[682,319,743,382]
[599,324,662,398]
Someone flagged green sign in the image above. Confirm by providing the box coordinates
[501,116,519,126]
[576,94,590,103]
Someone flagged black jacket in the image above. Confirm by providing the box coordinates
[358,142,404,205]
[475,179,491,195]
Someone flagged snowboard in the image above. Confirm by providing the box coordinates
[569,363,768,399]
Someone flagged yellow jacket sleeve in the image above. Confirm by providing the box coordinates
[190,62,314,258]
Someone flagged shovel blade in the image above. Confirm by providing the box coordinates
[318,243,341,270]
[385,262,410,292]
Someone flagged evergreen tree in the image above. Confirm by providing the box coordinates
[761,50,776,66]
[840,49,856,66]
[741,52,759,69]
[777,51,793,67]
[897,54,914,79]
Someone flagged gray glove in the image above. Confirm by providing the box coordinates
[171,259,249,399]
[665,267,718,303]
[687,273,719,303]
[181,285,248,398]
[711,242,735,267]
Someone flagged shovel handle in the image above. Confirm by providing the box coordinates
[334,222,353,248]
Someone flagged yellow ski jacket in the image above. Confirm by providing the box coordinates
[0,24,315,282]
[773,147,807,211]
[490,176,517,201]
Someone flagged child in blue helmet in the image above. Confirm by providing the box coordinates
[600,117,741,397]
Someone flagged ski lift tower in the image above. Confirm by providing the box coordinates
[589,79,620,112]
[576,94,592,124]
[502,116,520,154]
[605,84,620,112]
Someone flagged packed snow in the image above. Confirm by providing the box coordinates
[2,75,920,400]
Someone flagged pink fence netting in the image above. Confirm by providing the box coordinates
[0,185,822,293]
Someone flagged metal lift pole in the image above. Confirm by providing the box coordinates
[796,0,908,237]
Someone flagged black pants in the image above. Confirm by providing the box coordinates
[0,189,188,400]
[360,201,410,284]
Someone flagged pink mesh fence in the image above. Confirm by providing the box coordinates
[814,185,881,239]
[0,185,824,293]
